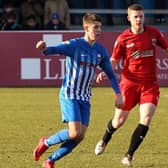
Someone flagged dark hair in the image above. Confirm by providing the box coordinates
[6,11,16,20]
[128,3,144,11]
[83,13,102,24]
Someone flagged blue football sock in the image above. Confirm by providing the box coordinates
[48,140,79,162]
[46,129,69,146]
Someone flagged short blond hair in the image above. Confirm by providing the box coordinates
[128,3,144,15]
[83,13,102,25]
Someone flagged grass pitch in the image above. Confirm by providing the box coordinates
[0,87,168,168]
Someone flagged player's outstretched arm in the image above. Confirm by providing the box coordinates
[36,40,46,52]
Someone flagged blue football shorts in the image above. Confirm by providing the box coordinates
[60,97,91,126]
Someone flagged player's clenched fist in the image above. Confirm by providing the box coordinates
[36,40,46,52]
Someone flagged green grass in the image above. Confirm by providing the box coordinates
[0,87,168,168]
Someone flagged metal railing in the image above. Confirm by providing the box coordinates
[69,9,168,14]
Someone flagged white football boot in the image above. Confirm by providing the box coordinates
[95,140,106,155]
[121,155,133,167]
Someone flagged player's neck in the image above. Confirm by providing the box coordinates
[131,26,144,34]
[84,35,95,45]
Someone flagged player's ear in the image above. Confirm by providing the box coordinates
[127,15,130,22]
[83,24,89,32]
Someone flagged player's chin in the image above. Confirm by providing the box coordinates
[136,23,143,28]
[94,35,100,41]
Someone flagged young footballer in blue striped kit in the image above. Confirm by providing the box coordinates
[33,13,123,168]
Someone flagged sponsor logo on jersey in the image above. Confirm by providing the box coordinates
[141,50,153,57]
[131,50,140,58]
[131,50,153,59]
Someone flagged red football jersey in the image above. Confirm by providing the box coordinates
[112,25,168,82]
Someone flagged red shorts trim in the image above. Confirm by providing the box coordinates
[120,79,160,111]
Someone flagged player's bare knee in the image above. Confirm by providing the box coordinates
[117,119,125,127]
[69,131,84,141]
[140,116,152,126]
[113,117,126,128]
[76,134,85,142]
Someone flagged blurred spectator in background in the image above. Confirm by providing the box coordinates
[23,14,41,30]
[0,0,167,29]
[1,10,22,30]
[3,2,15,13]
[20,0,43,27]
[44,12,67,30]
[44,0,70,28]
[2,1,20,23]
[1,1,21,30]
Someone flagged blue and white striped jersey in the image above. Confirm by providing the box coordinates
[43,37,120,101]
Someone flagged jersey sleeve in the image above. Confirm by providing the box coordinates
[99,49,121,94]
[155,29,168,49]
[43,39,76,57]
[111,36,124,61]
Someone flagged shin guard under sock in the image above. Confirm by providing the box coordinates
[103,119,117,144]
[46,129,69,146]
[127,123,149,156]
[49,140,79,162]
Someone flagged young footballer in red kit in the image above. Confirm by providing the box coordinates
[95,3,168,166]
